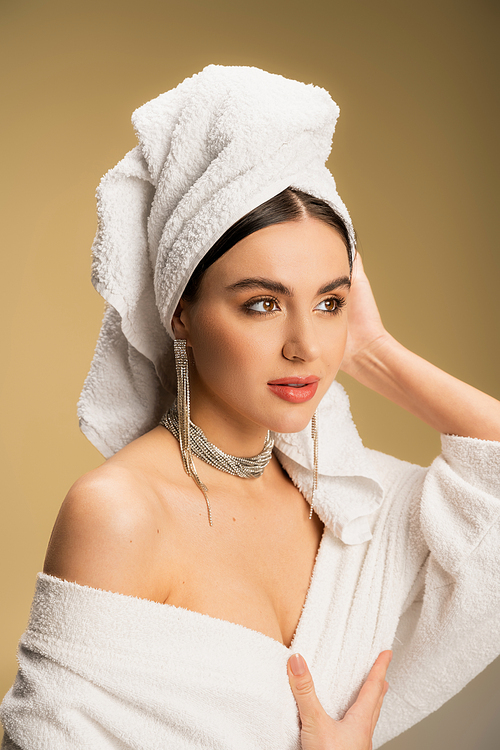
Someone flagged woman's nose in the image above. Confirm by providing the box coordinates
[281,316,321,363]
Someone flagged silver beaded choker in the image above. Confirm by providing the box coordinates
[160,401,275,479]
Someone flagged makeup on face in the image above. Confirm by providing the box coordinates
[267,377,320,403]
[177,217,351,449]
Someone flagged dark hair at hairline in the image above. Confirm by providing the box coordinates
[181,187,354,303]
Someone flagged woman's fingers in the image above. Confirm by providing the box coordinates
[340,252,388,379]
[287,653,327,733]
[352,251,365,278]
[371,678,389,735]
[287,650,392,750]
[344,650,392,726]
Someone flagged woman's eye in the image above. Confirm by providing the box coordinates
[316,297,339,312]
[246,298,280,314]
[245,296,344,315]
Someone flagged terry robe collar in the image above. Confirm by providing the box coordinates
[273,381,383,545]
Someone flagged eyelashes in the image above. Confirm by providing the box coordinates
[243,295,347,316]
[316,297,347,314]
[244,297,281,315]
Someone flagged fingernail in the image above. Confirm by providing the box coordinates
[289,653,306,676]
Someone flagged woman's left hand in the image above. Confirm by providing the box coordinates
[287,650,391,750]
[340,253,388,379]
[339,253,500,441]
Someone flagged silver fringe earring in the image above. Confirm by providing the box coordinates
[171,338,213,526]
[309,411,318,520]
[160,339,275,528]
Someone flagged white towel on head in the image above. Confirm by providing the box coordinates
[77,64,354,459]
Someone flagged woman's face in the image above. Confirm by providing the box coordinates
[174,216,351,436]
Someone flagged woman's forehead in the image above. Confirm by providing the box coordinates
[209,218,350,283]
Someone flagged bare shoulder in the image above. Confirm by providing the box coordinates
[43,450,172,601]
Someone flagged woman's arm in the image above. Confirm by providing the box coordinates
[341,255,500,442]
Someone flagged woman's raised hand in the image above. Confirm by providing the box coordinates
[287,650,392,750]
[340,253,389,380]
[340,254,500,441]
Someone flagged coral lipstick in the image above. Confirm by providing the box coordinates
[267,376,319,403]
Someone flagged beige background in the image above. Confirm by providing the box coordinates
[1,0,499,747]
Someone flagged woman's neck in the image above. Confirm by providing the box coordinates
[188,377,271,459]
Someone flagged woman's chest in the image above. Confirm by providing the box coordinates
[157,485,325,648]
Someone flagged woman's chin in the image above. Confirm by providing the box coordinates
[266,412,316,436]
[263,391,327,435]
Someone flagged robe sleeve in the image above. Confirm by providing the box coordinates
[0,646,132,750]
[373,434,500,746]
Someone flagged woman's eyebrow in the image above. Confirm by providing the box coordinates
[225,276,351,295]
[225,278,292,296]
[317,276,351,294]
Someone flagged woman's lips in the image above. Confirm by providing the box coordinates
[267,378,319,403]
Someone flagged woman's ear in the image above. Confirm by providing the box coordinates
[171,298,191,342]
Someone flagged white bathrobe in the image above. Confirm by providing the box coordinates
[2,383,500,749]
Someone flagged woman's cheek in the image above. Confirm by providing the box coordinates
[191,316,264,391]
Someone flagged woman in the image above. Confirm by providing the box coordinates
[1,64,499,750]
